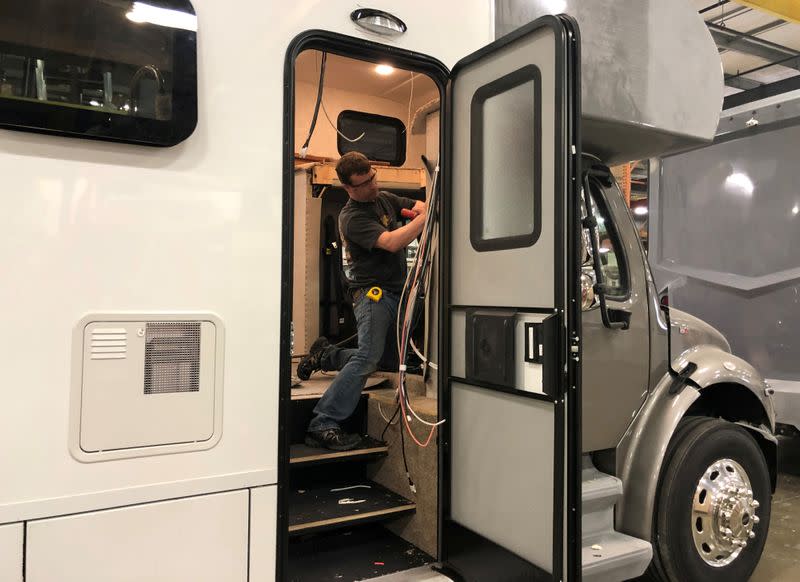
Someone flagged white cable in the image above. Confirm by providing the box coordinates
[410,339,437,370]
[320,99,365,143]
[404,71,414,135]
[378,402,398,425]
[330,485,371,492]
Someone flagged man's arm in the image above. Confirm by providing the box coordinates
[375,212,426,253]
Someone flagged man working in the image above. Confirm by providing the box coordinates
[298,151,427,451]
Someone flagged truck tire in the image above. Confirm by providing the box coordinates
[647,417,771,582]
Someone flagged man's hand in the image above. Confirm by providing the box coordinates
[375,211,427,253]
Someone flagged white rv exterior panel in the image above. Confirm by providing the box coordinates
[0,523,23,582]
[249,485,278,582]
[26,491,249,582]
[0,0,492,524]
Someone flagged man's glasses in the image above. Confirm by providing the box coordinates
[349,170,376,189]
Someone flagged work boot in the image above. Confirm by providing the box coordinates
[297,337,331,380]
[305,427,362,451]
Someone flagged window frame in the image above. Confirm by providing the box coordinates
[587,179,631,301]
[336,109,406,166]
[469,64,542,253]
[0,0,198,147]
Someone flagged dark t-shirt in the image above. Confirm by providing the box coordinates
[339,191,417,293]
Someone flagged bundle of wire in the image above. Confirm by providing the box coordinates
[393,163,445,449]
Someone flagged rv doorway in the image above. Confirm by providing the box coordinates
[280,34,447,582]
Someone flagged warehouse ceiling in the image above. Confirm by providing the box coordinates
[693,0,800,96]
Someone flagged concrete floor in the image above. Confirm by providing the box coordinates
[751,435,800,581]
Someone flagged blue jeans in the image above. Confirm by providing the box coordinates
[308,290,400,432]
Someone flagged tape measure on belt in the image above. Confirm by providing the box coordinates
[366,287,383,302]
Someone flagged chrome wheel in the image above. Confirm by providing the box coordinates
[692,458,761,567]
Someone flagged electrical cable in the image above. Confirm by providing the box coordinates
[378,402,399,427]
[320,99,365,143]
[299,52,327,157]
[393,163,446,446]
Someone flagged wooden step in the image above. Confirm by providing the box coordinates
[291,371,390,401]
[290,436,389,466]
[289,481,415,536]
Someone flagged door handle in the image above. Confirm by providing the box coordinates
[606,308,631,330]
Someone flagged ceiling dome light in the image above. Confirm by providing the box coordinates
[375,64,395,76]
[351,9,407,37]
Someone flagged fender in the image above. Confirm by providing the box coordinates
[615,344,776,541]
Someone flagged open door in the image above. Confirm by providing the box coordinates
[441,15,581,582]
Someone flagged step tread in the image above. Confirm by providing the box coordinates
[291,373,390,400]
[290,437,388,465]
[582,531,652,581]
[289,481,415,535]
[582,466,623,508]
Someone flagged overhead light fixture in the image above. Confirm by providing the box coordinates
[633,206,648,216]
[725,172,754,197]
[375,64,395,76]
[543,0,568,12]
[793,204,799,216]
[351,8,407,37]
[126,2,198,31]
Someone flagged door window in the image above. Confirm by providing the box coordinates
[589,187,629,298]
[470,65,541,252]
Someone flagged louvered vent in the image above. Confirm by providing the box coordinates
[90,328,128,360]
[144,322,201,394]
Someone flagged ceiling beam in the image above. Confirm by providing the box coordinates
[707,22,800,65]
[723,73,800,108]
[725,75,764,90]
[733,0,800,25]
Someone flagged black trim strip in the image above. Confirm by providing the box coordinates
[560,14,583,582]
[469,64,542,252]
[450,304,557,313]
[450,376,558,404]
[281,29,450,582]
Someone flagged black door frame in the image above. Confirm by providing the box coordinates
[279,29,449,582]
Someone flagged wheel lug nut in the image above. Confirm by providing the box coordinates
[749,531,756,539]
[752,500,760,509]
[753,515,760,524]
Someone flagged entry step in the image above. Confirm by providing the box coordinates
[289,481,416,536]
[288,525,432,582]
[582,531,653,582]
[290,436,389,466]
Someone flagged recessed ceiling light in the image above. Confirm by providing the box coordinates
[375,64,395,76]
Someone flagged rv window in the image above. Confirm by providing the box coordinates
[0,0,197,146]
[470,65,542,252]
[337,110,406,166]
